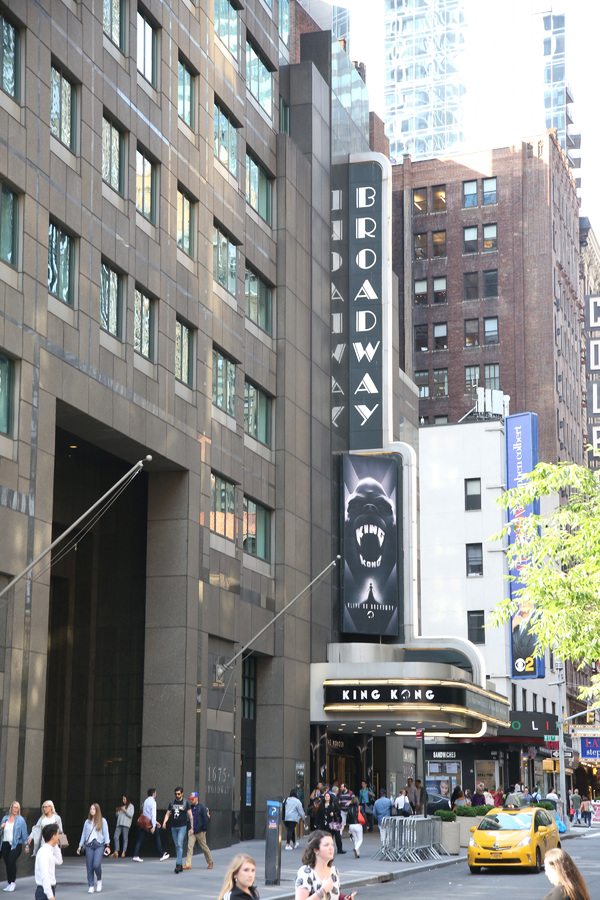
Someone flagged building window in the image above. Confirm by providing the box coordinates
[244,381,271,446]
[484,316,499,345]
[483,177,497,205]
[552,701,556,716]
[533,693,537,712]
[243,496,271,561]
[464,271,478,300]
[483,223,497,251]
[0,14,19,100]
[245,267,272,334]
[0,184,18,267]
[522,689,527,712]
[432,184,446,212]
[414,370,429,398]
[433,276,446,304]
[279,0,290,46]
[100,261,122,338]
[485,363,500,391]
[246,154,272,224]
[434,415,447,425]
[463,180,477,208]
[279,96,289,134]
[134,288,154,359]
[465,478,481,511]
[212,347,236,415]
[467,610,485,643]
[466,543,483,577]
[215,0,238,57]
[213,224,237,295]
[413,187,427,214]
[137,9,157,86]
[178,58,194,128]
[175,317,193,385]
[48,221,74,306]
[0,353,13,435]
[463,226,477,254]
[103,0,124,50]
[543,697,547,713]
[432,230,446,257]
[210,472,236,540]
[50,65,75,151]
[246,40,272,118]
[102,116,124,195]
[414,233,427,260]
[414,278,427,305]
[483,269,498,298]
[214,102,237,176]
[465,365,479,390]
[177,187,193,257]
[464,318,479,348]
[136,148,156,222]
[433,322,447,350]
[433,368,448,397]
[414,324,428,353]
[512,684,517,710]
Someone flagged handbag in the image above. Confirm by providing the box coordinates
[357,809,366,826]
[58,833,69,849]
[329,819,342,831]
[137,813,152,832]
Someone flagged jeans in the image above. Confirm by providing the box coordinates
[185,832,212,867]
[85,839,105,887]
[113,825,130,854]
[171,827,186,865]
[133,826,163,858]
[1,842,22,884]
[36,886,55,900]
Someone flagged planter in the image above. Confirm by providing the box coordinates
[459,816,482,847]
[440,820,460,855]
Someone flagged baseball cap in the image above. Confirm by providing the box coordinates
[189,792,199,799]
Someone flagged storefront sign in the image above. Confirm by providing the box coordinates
[505,413,545,679]
[431,750,457,759]
[340,453,401,636]
[582,737,600,758]
[497,711,558,739]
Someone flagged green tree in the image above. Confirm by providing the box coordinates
[490,460,600,669]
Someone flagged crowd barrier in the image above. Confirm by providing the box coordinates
[370,815,449,862]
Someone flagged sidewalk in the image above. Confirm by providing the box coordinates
[10,825,585,900]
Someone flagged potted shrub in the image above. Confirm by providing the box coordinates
[435,809,459,855]
[455,805,485,847]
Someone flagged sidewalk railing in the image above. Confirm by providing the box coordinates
[370,816,449,862]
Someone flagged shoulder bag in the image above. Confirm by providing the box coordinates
[137,813,152,832]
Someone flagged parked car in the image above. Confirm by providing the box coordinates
[426,791,451,816]
[467,806,560,873]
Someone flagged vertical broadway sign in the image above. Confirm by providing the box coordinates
[348,162,384,449]
[505,412,545,679]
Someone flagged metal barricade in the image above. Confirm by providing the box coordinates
[370,816,450,862]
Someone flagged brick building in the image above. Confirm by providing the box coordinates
[392,132,583,464]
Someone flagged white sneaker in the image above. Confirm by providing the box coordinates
[4,886,15,893]
[160,852,170,862]
[96,882,102,893]
[88,888,95,893]
[294,843,299,849]
[132,856,143,862]
[284,845,292,850]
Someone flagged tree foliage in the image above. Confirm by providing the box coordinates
[489,460,600,669]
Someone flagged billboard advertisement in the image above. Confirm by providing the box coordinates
[505,412,545,679]
[340,454,402,636]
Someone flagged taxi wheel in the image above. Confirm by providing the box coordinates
[534,847,542,873]
[469,865,481,874]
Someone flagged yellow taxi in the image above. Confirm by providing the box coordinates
[467,806,560,873]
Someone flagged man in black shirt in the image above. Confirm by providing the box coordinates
[162,787,192,873]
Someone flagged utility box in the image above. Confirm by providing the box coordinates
[265,800,282,885]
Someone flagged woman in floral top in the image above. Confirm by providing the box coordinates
[295,832,340,900]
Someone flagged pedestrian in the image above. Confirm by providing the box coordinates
[571,790,582,825]
[345,797,363,858]
[414,779,424,815]
[183,792,213,870]
[309,784,325,833]
[1,801,29,892]
[337,784,353,835]
[162,787,192,874]
[110,795,134,858]
[394,789,412,817]
[76,803,110,894]
[315,793,345,855]
[34,824,62,900]
[546,788,559,810]
[132,789,169,863]
[218,854,258,900]
[452,790,466,810]
[283,790,306,851]
[357,782,374,833]
[294,831,356,900]
[580,795,591,827]
[405,778,418,813]
[542,847,590,900]
[373,789,393,846]
[27,803,64,857]
[472,783,486,806]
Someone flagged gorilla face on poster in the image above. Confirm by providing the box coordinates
[341,455,401,636]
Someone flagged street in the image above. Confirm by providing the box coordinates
[357,833,600,899]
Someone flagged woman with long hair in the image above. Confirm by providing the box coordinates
[283,789,306,851]
[345,797,363,858]
[314,794,344,855]
[27,801,64,856]
[218,854,258,900]
[295,831,355,900]
[77,803,110,893]
[0,802,29,892]
[110,795,134,858]
[542,848,590,900]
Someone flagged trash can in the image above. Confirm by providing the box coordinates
[265,800,282,885]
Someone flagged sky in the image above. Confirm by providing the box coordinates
[331,0,600,227]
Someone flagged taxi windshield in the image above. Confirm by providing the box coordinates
[478,812,532,832]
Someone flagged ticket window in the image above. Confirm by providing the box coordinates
[427,761,462,798]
